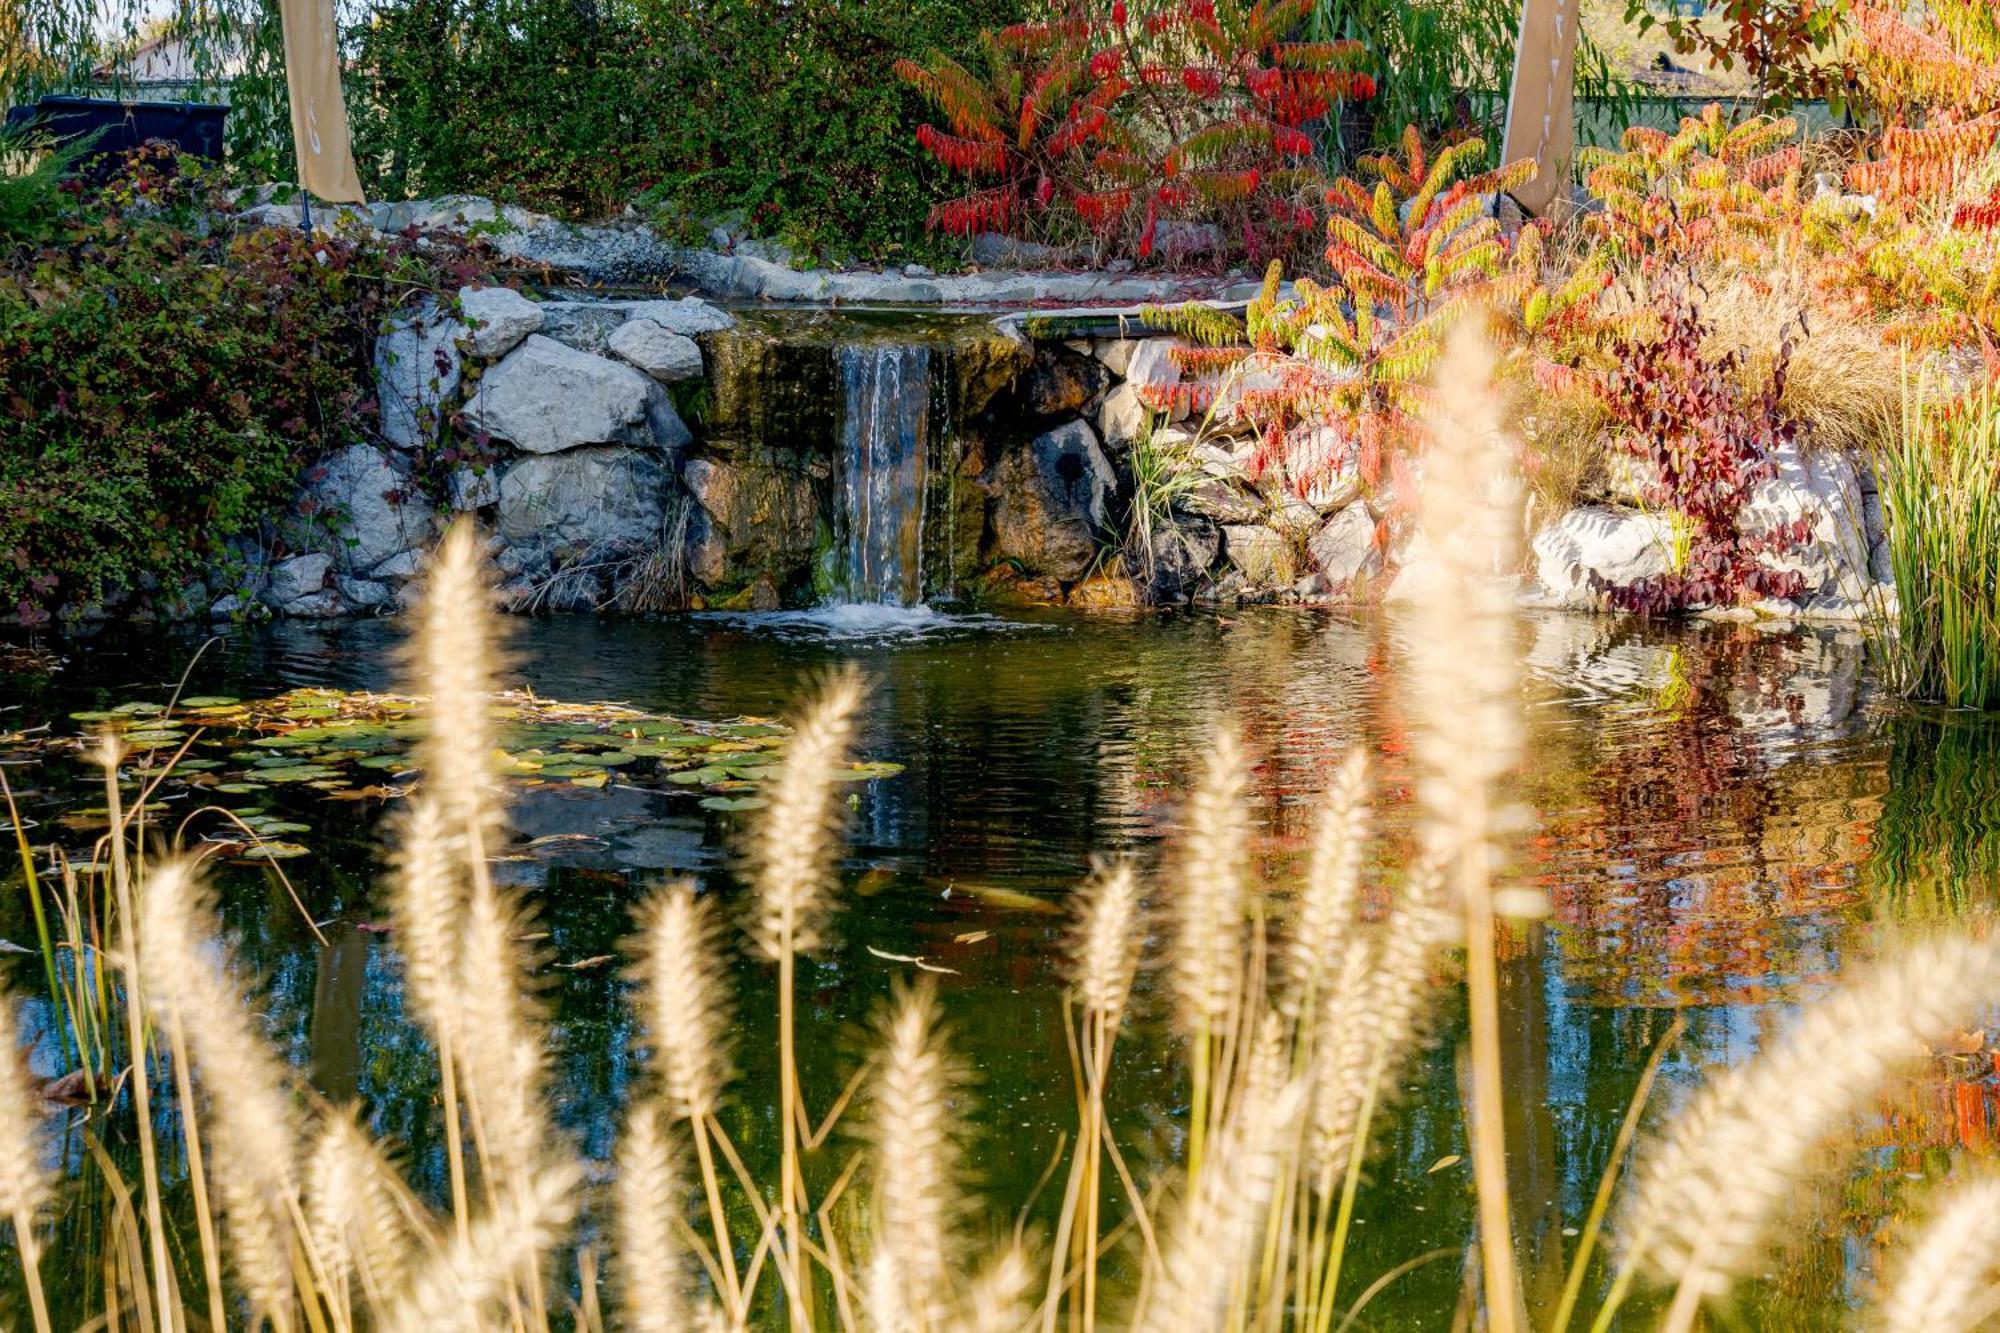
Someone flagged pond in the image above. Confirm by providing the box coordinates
[3,606,1999,1329]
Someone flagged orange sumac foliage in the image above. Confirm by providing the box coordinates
[1576,107,1803,272]
[1139,134,1601,498]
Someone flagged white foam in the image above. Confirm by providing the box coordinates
[700,602,1034,642]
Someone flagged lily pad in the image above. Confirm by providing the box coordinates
[238,841,310,861]
[700,795,766,812]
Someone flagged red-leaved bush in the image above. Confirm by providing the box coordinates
[1592,273,1810,615]
[895,0,1375,266]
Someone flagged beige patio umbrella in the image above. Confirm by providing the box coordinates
[1501,0,1580,217]
[277,0,364,204]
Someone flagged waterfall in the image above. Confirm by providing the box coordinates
[834,342,931,605]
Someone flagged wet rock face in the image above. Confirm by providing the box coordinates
[1021,345,1111,418]
[682,455,821,595]
[987,420,1117,582]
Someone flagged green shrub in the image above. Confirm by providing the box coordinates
[345,0,1024,263]
[1877,372,2000,709]
[0,174,427,621]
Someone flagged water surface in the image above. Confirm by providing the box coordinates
[4,607,1998,1328]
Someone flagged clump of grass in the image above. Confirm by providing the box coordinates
[1878,371,2000,709]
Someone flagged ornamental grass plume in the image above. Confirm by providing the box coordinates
[1619,933,2000,1330]
[0,979,51,1333]
[404,519,508,857]
[1136,1071,1304,1333]
[1170,727,1250,1044]
[1280,748,1369,1019]
[304,1108,420,1310]
[1408,318,1534,1333]
[864,980,965,1330]
[613,1101,689,1333]
[1068,859,1145,1029]
[633,881,733,1122]
[379,1156,582,1333]
[136,858,302,1321]
[1876,1173,2000,1333]
[748,666,864,964]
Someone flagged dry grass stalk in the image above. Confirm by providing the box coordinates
[1409,319,1531,1333]
[1877,1173,2000,1333]
[380,1156,582,1333]
[135,859,302,1320]
[0,979,51,1333]
[1136,1074,1304,1333]
[1281,749,1369,1020]
[305,1109,422,1311]
[1622,933,2000,1325]
[612,1102,688,1333]
[865,980,964,1330]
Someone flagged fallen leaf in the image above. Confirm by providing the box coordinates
[559,955,616,971]
[953,931,991,945]
[1426,1154,1463,1175]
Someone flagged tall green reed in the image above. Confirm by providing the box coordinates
[1878,370,2000,710]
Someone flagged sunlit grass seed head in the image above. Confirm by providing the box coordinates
[1281,747,1369,1018]
[1620,933,2000,1305]
[137,858,301,1318]
[1170,725,1250,1038]
[403,518,510,847]
[613,1100,688,1333]
[749,667,864,962]
[1068,858,1145,1028]
[632,880,733,1120]
[866,978,967,1325]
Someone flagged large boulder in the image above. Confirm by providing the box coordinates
[1022,345,1110,417]
[608,318,705,383]
[458,285,543,358]
[988,420,1117,581]
[1221,524,1293,587]
[1530,505,1676,609]
[682,456,819,593]
[463,336,691,454]
[290,444,435,574]
[497,448,671,555]
[374,300,462,449]
[265,552,332,606]
[1308,505,1382,589]
[1742,445,1872,601]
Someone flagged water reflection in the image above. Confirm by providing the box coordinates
[3,607,1998,1327]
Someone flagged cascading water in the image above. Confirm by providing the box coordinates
[834,342,932,606]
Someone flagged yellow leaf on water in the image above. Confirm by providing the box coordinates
[953,931,991,945]
[1426,1154,1462,1175]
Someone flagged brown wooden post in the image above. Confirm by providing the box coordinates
[1501,0,1581,217]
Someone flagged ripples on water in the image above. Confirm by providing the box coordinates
[4,607,1999,1327]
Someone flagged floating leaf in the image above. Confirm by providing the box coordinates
[178,695,239,709]
[1426,1154,1463,1174]
[569,771,610,789]
[214,782,267,794]
[699,795,765,811]
[238,841,310,861]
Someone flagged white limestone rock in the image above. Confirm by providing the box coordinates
[608,318,705,383]
[457,285,543,358]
